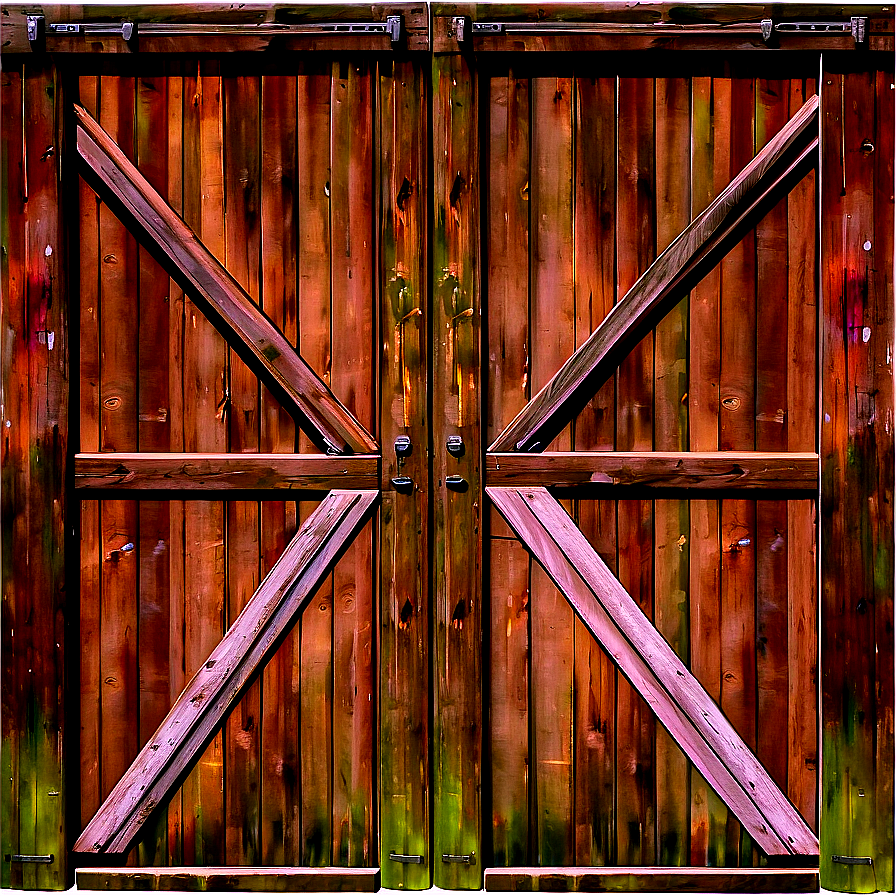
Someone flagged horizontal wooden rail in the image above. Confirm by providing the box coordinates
[74,490,378,858]
[484,866,820,892]
[75,453,379,492]
[74,103,378,456]
[488,487,819,858]
[486,451,819,491]
[76,867,381,892]
[490,94,819,453]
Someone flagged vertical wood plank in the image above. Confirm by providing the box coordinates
[719,75,757,865]
[688,74,726,868]
[820,64,894,894]
[487,69,530,869]
[330,59,375,868]
[296,65,334,867]
[166,67,186,866]
[98,78,140,871]
[616,75,656,868]
[0,62,69,889]
[135,71,172,869]
[433,50,481,889]
[223,69,261,867]
[529,74,575,869]
[653,74,691,868]
[753,77,791,823]
[786,74,819,835]
[76,72,102,850]
[1,65,27,891]
[259,70,301,866]
[181,61,227,866]
[572,74,616,868]
[378,57,429,891]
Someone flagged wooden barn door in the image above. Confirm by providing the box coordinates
[428,32,830,890]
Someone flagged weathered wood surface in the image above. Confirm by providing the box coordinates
[820,63,894,894]
[75,866,381,892]
[74,490,377,859]
[487,452,818,490]
[0,4,430,53]
[488,487,819,858]
[75,454,379,491]
[73,102,377,456]
[378,57,430,890]
[432,50,482,889]
[483,866,820,893]
[0,62,69,890]
[490,93,818,454]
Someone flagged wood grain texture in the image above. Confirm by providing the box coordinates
[571,73,616,869]
[653,74,691,868]
[488,487,818,859]
[76,866,381,892]
[74,490,378,859]
[490,93,818,454]
[259,70,301,868]
[432,50,481,889]
[528,74,576,869]
[820,64,894,894]
[330,59,376,867]
[484,866,819,893]
[687,73,726,869]
[75,454,379,492]
[487,452,818,492]
[487,70,531,869]
[73,102,376,456]
[181,62,227,867]
[378,56,430,890]
[1,61,69,890]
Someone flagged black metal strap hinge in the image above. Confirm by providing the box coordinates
[27,14,403,49]
[5,855,54,864]
[832,855,873,866]
[762,17,867,45]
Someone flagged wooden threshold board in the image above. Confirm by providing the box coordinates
[76,866,381,892]
[484,866,819,892]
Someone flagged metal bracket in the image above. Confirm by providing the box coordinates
[389,851,424,864]
[445,475,467,491]
[761,17,867,46]
[321,15,401,44]
[28,16,136,45]
[832,855,873,866]
[390,475,414,493]
[442,852,475,865]
[6,855,54,864]
[394,435,412,458]
[446,435,465,458]
[449,15,469,43]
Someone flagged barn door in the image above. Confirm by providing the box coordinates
[428,36,827,890]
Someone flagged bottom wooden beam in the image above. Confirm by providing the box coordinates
[484,867,819,893]
[76,866,381,892]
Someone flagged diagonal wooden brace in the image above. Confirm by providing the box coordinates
[74,489,378,859]
[74,103,378,456]
[490,94,819,453]
[488,486,819,858]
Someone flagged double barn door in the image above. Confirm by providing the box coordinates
[66,50,823,889]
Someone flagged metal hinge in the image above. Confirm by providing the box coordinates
[761,17,867,45]
[832,855,873,866]
[5,855,54,864]
[27,14,403,49]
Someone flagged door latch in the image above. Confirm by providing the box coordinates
[442,852,475,865]
[28,15,136,46]
[389,851,424,864]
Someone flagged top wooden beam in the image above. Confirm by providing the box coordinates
[490,93,819,453]
[74,103,378,456]
[1,4,430,53]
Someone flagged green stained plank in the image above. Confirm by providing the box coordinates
[820,65,894,894]
[432,50,481,889]
[378,56,430,891]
